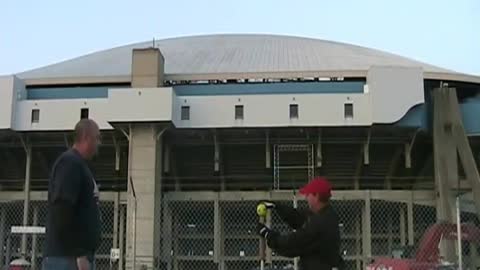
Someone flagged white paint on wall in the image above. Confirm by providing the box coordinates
[2,70,428,131]
[172,93,372,128]
[0,75,25,129]
[107,87,174,123]
[14,99,113,131]
[367,66,424,123]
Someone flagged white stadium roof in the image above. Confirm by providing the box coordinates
[17,34,480,85]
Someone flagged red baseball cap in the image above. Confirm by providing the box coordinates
[299,176,332,198]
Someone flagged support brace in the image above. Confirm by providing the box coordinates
[405,129,420,168]
[317,128,322,167]
[364,129,371,165]
[63,133,70,148]
[19,135,31,257]
[214,130,220,172]
[265,130,271,169]
[113,135,120,171]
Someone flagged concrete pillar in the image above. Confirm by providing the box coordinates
[125,45,167,270]
[161,201,173,270]
[126,125,164,270]
[433,88,458,261]
[131,48,164,88]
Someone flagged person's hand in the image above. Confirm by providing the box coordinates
[77,256,90,270]
[259,200,275,209]
[257,222,272,238]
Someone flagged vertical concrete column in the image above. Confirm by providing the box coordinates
[131,47,164,88]
[161,200,173,270]
[433,88,457,262]
[126,125,163,270]
[125,46,166,270]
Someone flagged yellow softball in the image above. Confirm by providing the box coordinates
[256,203,267,217]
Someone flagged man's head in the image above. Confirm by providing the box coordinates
[299,176,332,212]
[73,119,101,160]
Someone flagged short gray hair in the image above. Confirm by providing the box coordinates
[74,119,99,143]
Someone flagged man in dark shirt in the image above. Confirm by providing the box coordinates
[257,177,344,270]
[42,119,101,270]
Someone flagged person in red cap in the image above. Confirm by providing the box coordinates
[257,176,344,270]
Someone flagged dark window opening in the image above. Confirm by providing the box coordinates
[181,106,190,120]
[235,105,244,120]
[31,109,40,123]
[290,104,299,119]
[344,103,353,119]
[81,108,89,119]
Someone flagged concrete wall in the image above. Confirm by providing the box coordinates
[367,66,424,123]
[13,98,113,131]
[11,87,174,131]
[107,87,173,123]
[0,75,25,129]
[172,92,372,128]
[125,125,164,269]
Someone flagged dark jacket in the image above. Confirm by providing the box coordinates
[266,203,344,270]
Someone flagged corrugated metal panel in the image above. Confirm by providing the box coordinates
[17,34,453,81]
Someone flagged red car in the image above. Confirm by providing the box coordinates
[367,222,480,270]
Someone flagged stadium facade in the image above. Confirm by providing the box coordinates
[1,34,480,270]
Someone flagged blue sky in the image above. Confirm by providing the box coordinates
[1,0,479,75]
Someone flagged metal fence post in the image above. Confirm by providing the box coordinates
[400,204,406,246]
[293,191,299,270]
[119,204,126,270]
[0,207,5,267]
[21,144,32,257]
[407,193,414,245]
[362,191,372,268]
[31,205,39,269]
[114,193,120,249]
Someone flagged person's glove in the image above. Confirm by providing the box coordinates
[259,200,276,209]
[257,222,272,238]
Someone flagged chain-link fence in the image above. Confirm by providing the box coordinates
[3,191,480,270]
[367,194,480,270]
[0,196,126,270]
[160,191,446,270]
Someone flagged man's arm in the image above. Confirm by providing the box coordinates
[274,203,306,230]
[266,215,326,257]
[50,158,87,256]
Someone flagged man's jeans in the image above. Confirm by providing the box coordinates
[42,254,95,270]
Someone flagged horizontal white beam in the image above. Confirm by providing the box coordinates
[163,190,435,206]
[0,191,127,203]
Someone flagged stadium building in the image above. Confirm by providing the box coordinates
[1,34,480,270]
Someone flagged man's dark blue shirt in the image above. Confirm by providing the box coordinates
[45,148,101,257]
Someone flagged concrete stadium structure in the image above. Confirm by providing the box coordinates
[1,34,480,270]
